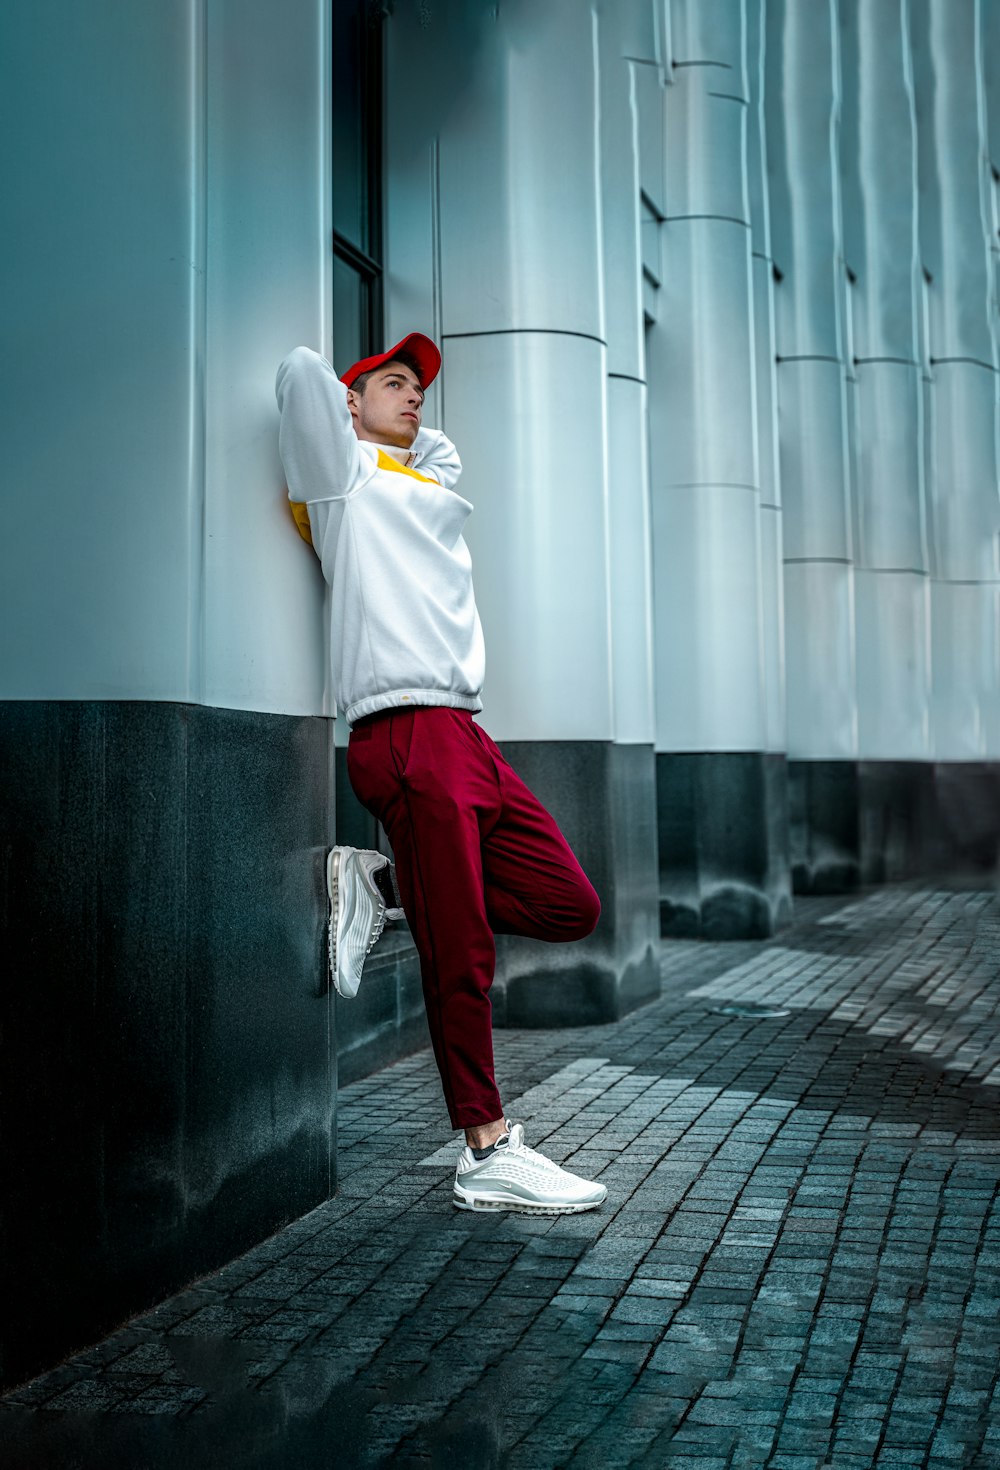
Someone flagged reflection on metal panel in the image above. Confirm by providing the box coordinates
[450,332,613,742]
[766,0,858,761]
[652,482,766,752]
[3,1,197,701]
[913,0,1000,757]
[1,0,331,715]
[649,3,765,755]
[426,0,606,340]
[200,0,331,716]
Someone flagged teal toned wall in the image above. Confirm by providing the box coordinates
[1,0,338,1389]
[2,0,333,714]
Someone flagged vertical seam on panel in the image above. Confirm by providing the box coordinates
[319,0,335,725]
[96,705,109,1238]
[592,5,615,738]
[431,135,444,426]
[186,0,208,706]
[179,704,191,1212]
[318,0,333,357]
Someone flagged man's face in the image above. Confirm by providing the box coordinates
[347,361,424,448]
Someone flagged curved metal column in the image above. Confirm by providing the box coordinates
[913,0,1000,763]
[747,0,792,919]
[651,0,763,757]
[838,0,935,878]
[841,0,930,763]
[747,0,787,761]
[767,0,860,890]
[431,0,612,745]
[986,0,1000,761]
[590,2,662,998]
[597,1,657,749]
[649,0,788,937]
[384,0,660,1021]
[986,0,1000,403]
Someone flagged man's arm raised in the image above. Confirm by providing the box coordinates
[275,346,363,503]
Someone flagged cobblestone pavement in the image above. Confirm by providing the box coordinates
[3,883,999,1469]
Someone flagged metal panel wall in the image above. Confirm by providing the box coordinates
[382,0,661,1014]
[1,0,331,718]
[649,0,768,755]
[3,2,197,701]
[385,0,614,744]
[840,0,932,762]
[599,3,657,746]
[747,0,787,756]
[912,0,1000,760]
[767,0,859,762]
[0,0,338,1389]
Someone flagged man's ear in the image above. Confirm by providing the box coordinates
[346,387,360,419]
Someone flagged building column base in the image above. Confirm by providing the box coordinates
[789,759,1000,893]
[492,742,662,1027]
[0,700,335,1392]
[656,752,793,940]
[788,759,862,894]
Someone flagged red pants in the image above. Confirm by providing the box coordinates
[346,706,600,1129]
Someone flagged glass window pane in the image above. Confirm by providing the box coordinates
[333,256,365,373]
[332,3,366,250]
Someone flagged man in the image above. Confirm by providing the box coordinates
[276,333,606,1214]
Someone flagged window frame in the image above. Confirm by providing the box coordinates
[332,1,384,359]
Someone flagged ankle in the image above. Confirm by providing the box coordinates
[465,1117,508,1151]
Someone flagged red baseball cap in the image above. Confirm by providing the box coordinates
[341,332,441,390]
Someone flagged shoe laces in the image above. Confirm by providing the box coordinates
[365,901,387,956]
[501,1122,562,1173]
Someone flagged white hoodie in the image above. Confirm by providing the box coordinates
[275,346,485,725]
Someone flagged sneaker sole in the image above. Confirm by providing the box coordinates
[328,847,387,1000]
[452,1188,605,1215]
[327,848,347,997]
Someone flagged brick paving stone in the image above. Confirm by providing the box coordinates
[3,882,1000,1468]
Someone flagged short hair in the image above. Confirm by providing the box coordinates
[350,349,423,397]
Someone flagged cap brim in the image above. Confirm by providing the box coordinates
[341,332,441,390]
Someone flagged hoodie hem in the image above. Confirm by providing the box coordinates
[345,689,483,727]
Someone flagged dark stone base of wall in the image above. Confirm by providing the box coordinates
[911,762,1000,874]
[789,759,1000,893]
[492,742,662,1027]
[788,760,862,894]
[0,701,335,1391]
[336,931,429,1086]
[656,752,792,940]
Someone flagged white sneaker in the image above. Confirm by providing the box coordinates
[327,846,393,999]
[453,1122,608,1215]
